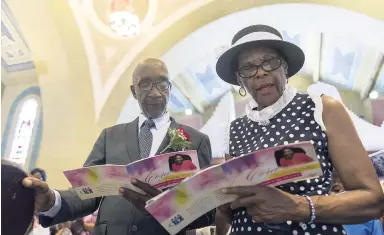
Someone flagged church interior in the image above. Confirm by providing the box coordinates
[1,0,383,195]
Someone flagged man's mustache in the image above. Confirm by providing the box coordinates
[144,97,164,105]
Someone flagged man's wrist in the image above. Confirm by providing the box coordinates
[40,190,56,213]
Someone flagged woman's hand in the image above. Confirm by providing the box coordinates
[222,185,309,223]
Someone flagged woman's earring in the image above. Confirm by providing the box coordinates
[239,87,247,97]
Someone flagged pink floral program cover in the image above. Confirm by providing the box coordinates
[63,150,199,199]
[370,149,384,181]
[145,141,323,235]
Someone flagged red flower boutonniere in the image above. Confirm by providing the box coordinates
[160,127,192,153]
[177,127,190,141]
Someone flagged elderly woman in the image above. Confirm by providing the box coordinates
[215,25,384,234]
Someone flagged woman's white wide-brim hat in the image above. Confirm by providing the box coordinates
[216,25,305,86]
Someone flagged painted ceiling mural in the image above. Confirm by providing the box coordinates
[2,2,384,122]
[169,86,193,113]
[65,0,209,120]
[185,58,232,103]
[320,34,363,90]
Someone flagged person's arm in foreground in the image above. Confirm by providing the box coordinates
[23,130,107,227]
[223,96,384,224]
[305,96,384,223]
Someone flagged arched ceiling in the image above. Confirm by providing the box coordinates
[2,0,384,125]
[159,4,384,114]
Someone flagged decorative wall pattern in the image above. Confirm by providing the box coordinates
[1,1,34,73]
[68,0,211,120]
[169,86,193,112]
[187,62,231,103]
[320,34,363,89]
[282,31,300,46]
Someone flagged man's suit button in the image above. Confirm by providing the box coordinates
[131,225,138,232]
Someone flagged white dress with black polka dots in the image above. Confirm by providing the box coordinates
[228,93,346,235]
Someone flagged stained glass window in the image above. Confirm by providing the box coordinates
[8,98,39,166]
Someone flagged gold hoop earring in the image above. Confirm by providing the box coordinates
[239,87,247,97]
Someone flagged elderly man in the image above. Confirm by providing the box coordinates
[23,58,215,235]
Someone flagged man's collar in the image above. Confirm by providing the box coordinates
[139,112,170,130]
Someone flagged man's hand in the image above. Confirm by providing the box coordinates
[119,178,161,213]
[217,203,232,224]
[216,203,232,235]
[22,177,56,213]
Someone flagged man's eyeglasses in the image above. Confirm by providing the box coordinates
[138,80,171,91]
[237,58,283,78]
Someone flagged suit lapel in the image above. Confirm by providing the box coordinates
[125,117,141,163]
[156,117,180,155]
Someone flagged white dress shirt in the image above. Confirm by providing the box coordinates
[40,113,171,217]
[138,112,171,157]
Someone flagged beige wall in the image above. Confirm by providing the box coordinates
[1,82,4,100]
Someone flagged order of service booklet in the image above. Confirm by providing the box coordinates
[369,149,384,181]
[145,141,323,235]
[63,150,199,199]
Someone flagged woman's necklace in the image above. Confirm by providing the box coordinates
[258,115,277,126]
[259,119,271,126]
[253,107,274,126]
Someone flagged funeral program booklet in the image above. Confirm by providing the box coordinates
[63,150,199,199]
[145,141,323,235]
[369,149,384,181]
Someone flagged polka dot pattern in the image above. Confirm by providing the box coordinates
[228,94,345,234]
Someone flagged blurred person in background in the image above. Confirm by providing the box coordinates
[381,182,384,226]
[28,168,50,235]
[55,222,72,235]
[81,209,97,233]
[331,169,383,235]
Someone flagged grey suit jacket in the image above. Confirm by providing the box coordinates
[39,117,215,235]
